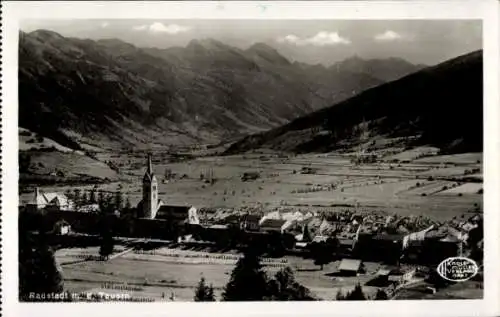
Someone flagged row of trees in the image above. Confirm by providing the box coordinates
[335,284,388,300]
[64,188,132,212]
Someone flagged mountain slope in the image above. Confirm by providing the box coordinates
[19,30,423,151]
[225,50,483,155]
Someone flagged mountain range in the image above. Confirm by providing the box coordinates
[225,50,483,155]
[19,29,425,151]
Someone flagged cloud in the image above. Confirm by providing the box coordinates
[277,31,350,46]
[133,25,148,31]
[132,22,191,34]
[374,30,402,41]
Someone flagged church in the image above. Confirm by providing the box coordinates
[136,154,200,225]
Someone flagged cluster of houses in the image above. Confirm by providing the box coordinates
[198,203,482,266]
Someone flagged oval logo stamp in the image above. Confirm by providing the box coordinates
[437,257,479,282]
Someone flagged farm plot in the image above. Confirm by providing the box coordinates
[56,245,132,265]
[414,153,482,165]
[337,178,416,198]
[402,181,456,196]
[437,183,483,195]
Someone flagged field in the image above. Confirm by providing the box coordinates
[22,151,483,221]
[57,246,384,301]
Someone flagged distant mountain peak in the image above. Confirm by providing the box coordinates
[330,55,427,82]
[28,29,65,41]
[247,42,278,53]
[246,42,291,66]
[187,38,229,51]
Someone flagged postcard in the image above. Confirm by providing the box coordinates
[2,1,499,317]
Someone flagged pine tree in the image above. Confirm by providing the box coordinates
[19,231,64,301]
[302,224,312,242]
[89,188,97,204]
[99,230,114,260]
[114,191,123,210]
[222,246,269,301]
[335,289,345,300]
[267,267,314,301]
[194,277,216,301]
[345,283,366,300]
[97,190,105,208]
[310,242,332,270]
[374,289,388,300]
[73,189,81,205]
[207,284,215,301]
[125,196,132,209]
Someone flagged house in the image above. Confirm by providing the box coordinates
[53,220,71,235]
[312,235,329,243]
[241,172,260,181]
[26,188,75,212]
[338,259,363,276]
[241,214,261,231]
[388,267,416,285]
[338,238,355,251]
[220,213,242,227]
[356,233,405,262]
[402,225,435,249]
[77,204,100,213]
[155,205,200,225]
[260,218,288,234]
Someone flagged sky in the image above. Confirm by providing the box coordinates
[20,19,482,66]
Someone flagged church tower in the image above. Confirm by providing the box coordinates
[142,153,158,219]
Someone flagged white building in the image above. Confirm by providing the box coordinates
[27,188,75,212]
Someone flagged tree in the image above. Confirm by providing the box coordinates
[374,289,388,300]
[194,277,216,301]
[222,246,269,301]
[97,190,105,207]
[345,283,366,300]
[73,189,81,205]
[89,188,97,204]
[98,216,115,259]
[267,267,314,301]
[302,224,313,242]
[19,231,64,301]
[114,191,123,210]
[19,153,32,173]
[124,196,132,209]
[310,242,332,270]
[99,230,114,260]
[335,289,345,300]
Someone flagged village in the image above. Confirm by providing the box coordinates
[19,151,484,301]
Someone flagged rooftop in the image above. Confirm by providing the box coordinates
[338,259,362,271]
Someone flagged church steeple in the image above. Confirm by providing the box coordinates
[142,153,158,219]
[143,153,155,182]
[147,153,153,176]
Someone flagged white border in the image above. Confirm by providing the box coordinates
[2,1,499,317]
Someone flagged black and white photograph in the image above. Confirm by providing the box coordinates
[2,1,500,317]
